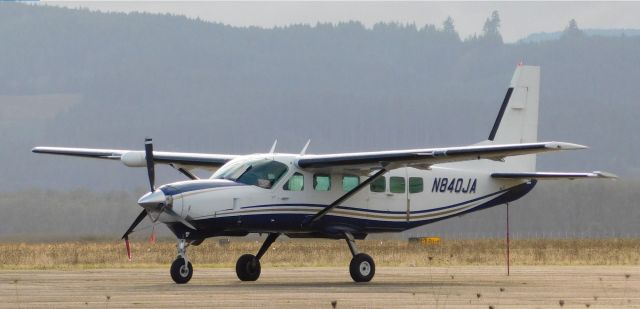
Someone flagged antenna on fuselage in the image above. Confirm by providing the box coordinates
[269,139,278,154]
[300,139,311,155]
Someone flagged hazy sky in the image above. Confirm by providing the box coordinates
[41,1,640,42]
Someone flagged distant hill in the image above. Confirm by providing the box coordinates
[1,2,639,193]
[519,28,640,43]
[1,3,639,240]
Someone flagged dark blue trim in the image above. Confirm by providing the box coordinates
[159,179,245,196]
[489,87,514,141]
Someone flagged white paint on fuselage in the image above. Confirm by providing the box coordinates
[166,153,524,230]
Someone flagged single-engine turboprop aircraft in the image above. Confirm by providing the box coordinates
[33,65,615,284]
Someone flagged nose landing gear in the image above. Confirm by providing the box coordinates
[170,238,193,284]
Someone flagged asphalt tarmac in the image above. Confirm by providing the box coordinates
[1,266,638,308]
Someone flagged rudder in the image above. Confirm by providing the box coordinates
[487,65,540,171]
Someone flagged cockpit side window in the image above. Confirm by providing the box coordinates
[233,160,288,189]
[283,172,304,191]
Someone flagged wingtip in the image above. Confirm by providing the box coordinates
[594,171,618,179]
[546,142,588,150]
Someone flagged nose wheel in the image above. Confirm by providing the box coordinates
[170,258,193,284]
[170,238,193,284]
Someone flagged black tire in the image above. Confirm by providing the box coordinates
[170,258,193,284]
[349,253,375,282]
[236,254,261,281]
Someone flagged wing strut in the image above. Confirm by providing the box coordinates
[169,164,200,180]
[304,167,388,226]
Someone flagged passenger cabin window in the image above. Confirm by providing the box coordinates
[370,176,386,192]
[342,175,360,192]
[283,172,304,191]
[409,177,424,193]
[313,174,331,191]
[390,176,406,193]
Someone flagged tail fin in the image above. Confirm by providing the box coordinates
[486,65,540,171]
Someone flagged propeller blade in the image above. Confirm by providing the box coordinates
[124,237,132,261]
[144,138,155,191]
[121,209,148,240]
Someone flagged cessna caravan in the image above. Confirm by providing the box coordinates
[33,65,614,283]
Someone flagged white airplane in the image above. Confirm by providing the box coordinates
[33,65,614,284]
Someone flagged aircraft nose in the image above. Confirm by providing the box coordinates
[137,189,167,209]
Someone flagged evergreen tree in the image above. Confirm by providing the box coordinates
[441,16,460,41]
[443,16,456,33]
[563,19,585,38]
[481,10,503,44]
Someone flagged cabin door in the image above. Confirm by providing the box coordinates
[367,171,409,221]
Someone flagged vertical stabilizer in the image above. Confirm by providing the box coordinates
[487,65,540,171]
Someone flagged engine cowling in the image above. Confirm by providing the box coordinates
[121,151,147,167]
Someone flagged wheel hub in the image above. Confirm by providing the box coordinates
[359,261,371,276]
[179,264,190,277]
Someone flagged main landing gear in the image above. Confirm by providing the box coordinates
[170,238,193,284]
[236,233,280,281]
[169,232,375,284]
[345,232,375,282]
[233,232,375,283]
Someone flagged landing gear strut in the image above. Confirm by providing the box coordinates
[345,232,375,282]
[236,233,280,281]
[170,238,193,284]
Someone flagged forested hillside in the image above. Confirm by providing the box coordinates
[0,4,638,239]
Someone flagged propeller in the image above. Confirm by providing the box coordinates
[121,137,157,260]
[120,138,197,260]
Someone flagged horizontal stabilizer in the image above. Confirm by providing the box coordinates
[491,171,617,180]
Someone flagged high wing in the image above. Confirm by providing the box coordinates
[32,147,238,172]
[296,141,586,173]
[491,171,617,180]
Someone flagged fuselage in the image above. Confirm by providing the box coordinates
[143,153,536,240]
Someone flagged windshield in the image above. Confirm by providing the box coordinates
[212,158,288,189]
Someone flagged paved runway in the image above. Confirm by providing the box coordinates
[1,266,638,308]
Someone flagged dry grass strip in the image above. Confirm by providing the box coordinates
[1,238,638,270]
